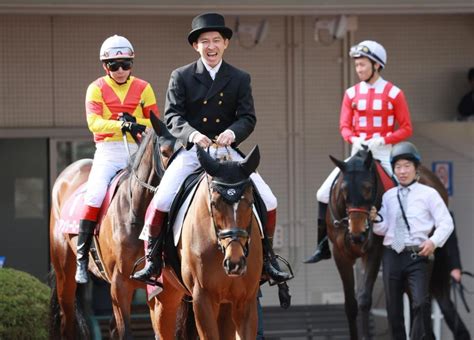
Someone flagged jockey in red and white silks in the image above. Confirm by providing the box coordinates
[317,77,413,204]
[304,40,413,264]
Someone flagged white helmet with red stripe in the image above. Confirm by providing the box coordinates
[100,35,134,61]
[349,40,387,69]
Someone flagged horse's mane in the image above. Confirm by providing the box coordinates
[127,130,156,173]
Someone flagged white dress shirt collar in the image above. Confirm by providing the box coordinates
[201,59,222,80]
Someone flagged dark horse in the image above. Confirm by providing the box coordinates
[327,148,448,340]
[148,145,263,339]
[49,121,173,339]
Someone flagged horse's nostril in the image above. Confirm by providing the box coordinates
[350,233,366,244]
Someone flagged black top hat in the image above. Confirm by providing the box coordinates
[188,13,233,45]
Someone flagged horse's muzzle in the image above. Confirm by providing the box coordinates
[349,232,367,244]
[223,257,247,276]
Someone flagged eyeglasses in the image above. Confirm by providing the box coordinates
[106,60,133,71]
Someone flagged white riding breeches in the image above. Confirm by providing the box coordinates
[316,143,393,204]
[84,141,138,207]
[150,145,277,212]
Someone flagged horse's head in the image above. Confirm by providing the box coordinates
[330,149,378,244]
[196,145,260,276]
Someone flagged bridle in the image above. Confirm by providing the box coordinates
[205,174,254,258]
[329,159,381,235]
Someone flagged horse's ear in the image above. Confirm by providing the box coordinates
[150,111,164,136]
[240,145,260,176]
[330,155,346,172]
[365,150,374,169]
[196,145,220,176]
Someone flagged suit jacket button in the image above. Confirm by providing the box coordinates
[203,100,208,105]
[220,92,224,97]
[218,101,223,105]
[216,118,220,123]
[203,117,208,122]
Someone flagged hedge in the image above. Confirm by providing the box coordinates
[0,268,50,339]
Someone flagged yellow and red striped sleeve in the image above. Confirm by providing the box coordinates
[85,81,122,136]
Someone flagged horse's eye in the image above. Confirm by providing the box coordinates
[361,183,372,197]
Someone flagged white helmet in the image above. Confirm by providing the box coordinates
[349,40,387,69]
[99,35,134,61]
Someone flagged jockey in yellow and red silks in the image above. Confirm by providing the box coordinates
[75,35,159,284]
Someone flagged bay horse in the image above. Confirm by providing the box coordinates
[148,145,263,339]
[49,121,174,339]
[327,148,448,340]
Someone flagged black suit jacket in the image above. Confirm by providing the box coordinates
[164,59,257,149]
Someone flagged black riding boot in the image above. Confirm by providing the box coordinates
[304,203,331,264]
[75,219,96,284]
[132,233,164,283]
[262,237,292,284]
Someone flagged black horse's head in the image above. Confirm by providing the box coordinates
[196,145,260,276]
[330,148,379,245]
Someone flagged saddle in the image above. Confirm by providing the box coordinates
[57,170,127,235]
[374,160,397,192]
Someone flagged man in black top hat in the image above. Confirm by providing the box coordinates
[132,12,292,285]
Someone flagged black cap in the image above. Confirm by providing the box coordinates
[188,13,233,45]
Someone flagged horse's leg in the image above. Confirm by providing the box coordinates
[192,289,220,339]
[232,298,258,340]
[110,271,135,340]
[150,286,183,340]
[218,303,236,339]
[333,248,359,340]
[356,242,383,340]
[51,237,78,339]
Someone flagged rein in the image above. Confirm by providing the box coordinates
[122,130,159,193]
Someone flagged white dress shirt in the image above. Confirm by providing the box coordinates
[374,182,454,249]
[202,58,222,80]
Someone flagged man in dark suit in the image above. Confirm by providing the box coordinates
[132,12,291,285]
[431,219,471,340]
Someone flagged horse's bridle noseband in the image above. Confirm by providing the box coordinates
[205,175,253,257]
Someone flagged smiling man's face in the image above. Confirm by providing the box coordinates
[193,31,229,68]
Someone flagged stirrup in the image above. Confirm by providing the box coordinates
[130,256,163,287]
[266,255,294,286]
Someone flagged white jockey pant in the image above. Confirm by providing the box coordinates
[316,143,393,204]
[84,141,138,208]
[150,145,278,212]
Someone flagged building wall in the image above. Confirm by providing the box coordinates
[0,13,472,338]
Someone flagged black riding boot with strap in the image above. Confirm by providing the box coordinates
[261,210,292,284]
[304,202,331,264]
[132,233,164,283]
[263,238,292,284]
[75,219,96,284]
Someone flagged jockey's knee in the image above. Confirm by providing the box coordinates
[150,194,172,213]
[316,188,328,204]
[263,193,277,212]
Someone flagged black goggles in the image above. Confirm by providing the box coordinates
[106,60,133,71]
[349,45,384,65]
